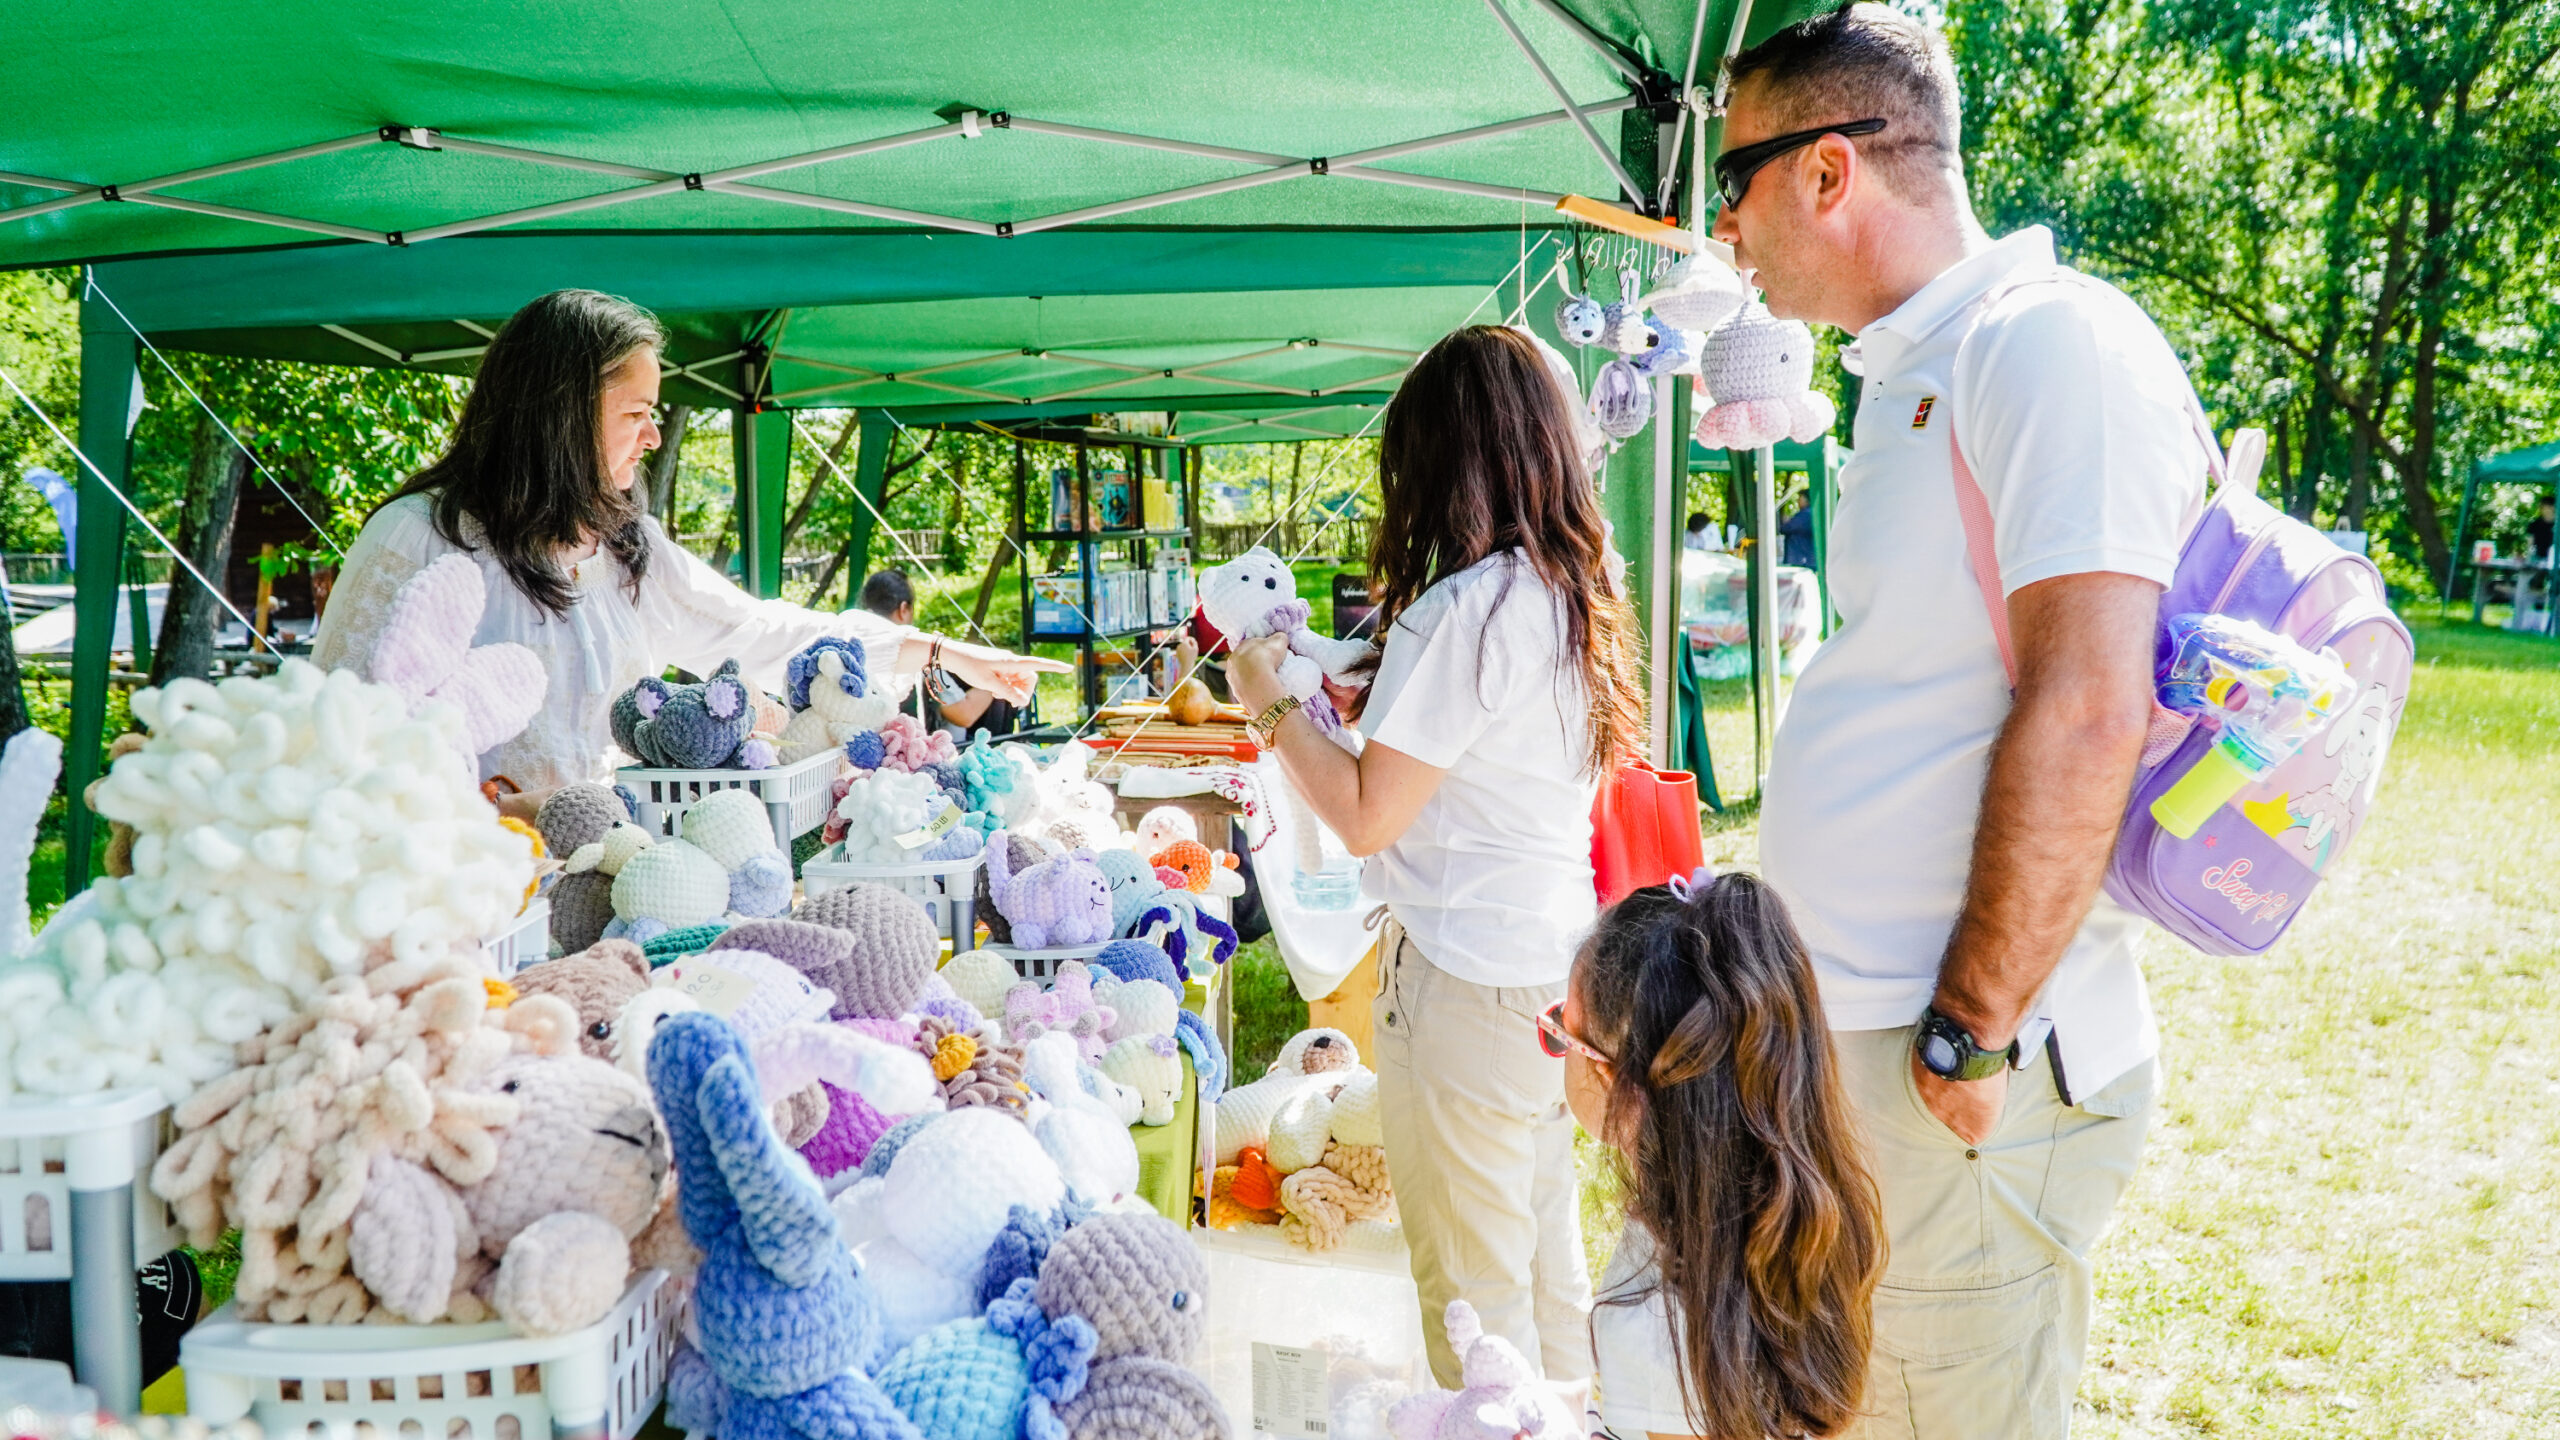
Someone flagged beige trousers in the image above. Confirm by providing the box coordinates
[1371,921,1593,1389]
[1835,1027,2158,1439]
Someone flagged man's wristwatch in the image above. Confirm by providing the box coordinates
[1249,694,1302,746]
[1915,1005,2020,1082]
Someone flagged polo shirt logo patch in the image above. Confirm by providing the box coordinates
[1912,396,1937,429]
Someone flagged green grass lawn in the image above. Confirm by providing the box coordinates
[1232,612,2560,1436]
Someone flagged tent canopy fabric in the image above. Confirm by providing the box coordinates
[2474,440,2560,485]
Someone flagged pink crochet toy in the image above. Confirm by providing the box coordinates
[369,554,546,759]
[1003,960,1117,1063]
[874,713,957,773]
[982,828,1112,950]
[1389,1300,1579,1440]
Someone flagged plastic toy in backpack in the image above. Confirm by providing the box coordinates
[645,1011,926,1440]
[844,1107,1069,1355]
[347,1048,674,1336]
[1091,848,1238,977]
[18,661,537,1104]
[984,830,1113,950]
[615,659,774,770]
[1196,546,1374,751]
[779,638,898,765]
[877,1212,1229,1440]
[1691,298,1838,450]
[1387,1300,1577,1440]
[683,786,796,918]
[367,553,547,763]
[2146,615,2355,840]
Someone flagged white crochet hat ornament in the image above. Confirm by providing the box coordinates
[1640,250,1751,333]
[1692,298,1839,450]
[6,660,536,1102]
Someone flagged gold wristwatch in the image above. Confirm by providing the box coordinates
[1249,694,1303,746]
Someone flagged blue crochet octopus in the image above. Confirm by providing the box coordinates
[648,1010,923,1440]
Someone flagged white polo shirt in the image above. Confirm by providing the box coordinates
[1759,226,2208,1100]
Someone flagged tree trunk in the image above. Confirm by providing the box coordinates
[0,585,27,741]
[151,414,249,687]
[2398,312,2452,583]
[645,405,692,521]
[779,412,860,559]
[970,514,1015,631]
[941,438,970,566]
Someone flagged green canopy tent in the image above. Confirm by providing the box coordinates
[2444,439,2560,633]
[4,0,1830,922]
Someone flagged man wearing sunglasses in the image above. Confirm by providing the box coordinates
[1712,5,2212,1436]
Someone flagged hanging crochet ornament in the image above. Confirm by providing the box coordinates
[1552,293,1605,348]
[1640,251,1751,333]
[1589,357,1653,441]
[1692,298,1839,450]
[1635,316,1697,379]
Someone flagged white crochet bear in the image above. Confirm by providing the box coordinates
[1214,1027,1365,1165]
[1692,298,1838,450]
[1198,547,1373,751]
[776,642,897,765]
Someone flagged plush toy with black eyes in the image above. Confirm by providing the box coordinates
[1197,546,1371,751]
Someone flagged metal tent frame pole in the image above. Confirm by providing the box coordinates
[64,290,137,897]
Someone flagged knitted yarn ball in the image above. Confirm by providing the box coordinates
[1553,293,1605,347]
[1034,1211,1207,1365]
[1090,939,1181,992]
[1094,974,1177,1044]
[983,833,1112,951]
[880,1107,1065,1283]
[1100,1034,1182,1126]
[940,949,1021,1022]
[24,660,535,1103]
[610,839,730,932]
[785,887,939,1018]
[509,940,651,1061]
[1589,356,1652,440]
[1693,298,1839,450]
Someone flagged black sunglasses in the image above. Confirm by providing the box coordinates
[1713,118,1888,208]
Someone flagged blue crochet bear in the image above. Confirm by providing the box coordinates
[647,1010,923,1440]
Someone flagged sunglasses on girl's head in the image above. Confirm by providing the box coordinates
[1538,999,1611,1064]
[1712,117,1888,208]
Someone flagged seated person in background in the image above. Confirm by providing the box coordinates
[1779,495,1817,568]
[1683,510,1720,552]
[858,568,1022,737]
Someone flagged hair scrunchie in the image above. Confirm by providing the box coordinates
[1666,867,1721,903]
[988,1275,1099,1440]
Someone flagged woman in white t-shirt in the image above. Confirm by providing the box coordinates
[1229,325,1646,1390]
[312,289,1060,800]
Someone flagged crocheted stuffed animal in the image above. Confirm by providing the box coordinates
[15,661,535,1103]
[616,659,774,771]
[1091,849,1237,978]
[348,1049,671,1335]
[1196,547,1372,749]
[510,940,652,1061]
[1692,298,1838,450]
[1148,840,1243,900]
[1214,1028,1361,1165]
[778,638,897,765]
[1640,250,1751,334]
[536,784,639,953]
[974,832,1055,946]
[848,1106,1068,1355]
[832,769,983,865]
[1387,1300,1578,1440]
[368,553,547,763]
[1018,1032,1143,1212]
[646,1010,924,1440]
[1086,963,1225,1106]
[682,788,794,919]
[1003,961,1115,1065]
[1099,1035,1182,1126]
[1271,1070,1393,1251]
[983,831,1112,951]
[608,838,732,944]
[775,887,943,1018]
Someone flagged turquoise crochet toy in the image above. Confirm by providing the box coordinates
[1089,851,1238,980]
[646,1010,922,1440]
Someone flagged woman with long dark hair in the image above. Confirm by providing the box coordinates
[1230,324,1646,1389]
[314,289,1058,794]
[1554,874,1883,1438]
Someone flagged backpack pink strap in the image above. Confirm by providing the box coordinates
[1948,429,2018,688]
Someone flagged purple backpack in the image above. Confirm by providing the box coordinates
[1952,284,2413,955]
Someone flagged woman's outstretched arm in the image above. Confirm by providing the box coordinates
[1229,633,1444,857]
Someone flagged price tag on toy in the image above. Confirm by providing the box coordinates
[892,799,965,852]
[1251,1342,1329,1437]
[652,960,758,1018]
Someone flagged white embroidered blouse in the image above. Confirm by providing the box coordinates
[312,492,909,792]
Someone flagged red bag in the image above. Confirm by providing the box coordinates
[1590,762,1706,906]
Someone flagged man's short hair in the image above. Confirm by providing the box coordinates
[1725,3,1963,204]
[858,568,915,619]
[1686,511,1712,533]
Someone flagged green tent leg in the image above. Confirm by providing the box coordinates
[841,415,892,604]
[67,305,138,898]
[733,407,791,599]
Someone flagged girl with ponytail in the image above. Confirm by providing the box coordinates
[1545,871,1884,1439]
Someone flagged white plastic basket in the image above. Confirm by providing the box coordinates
[991,942,1109,989]
[618,749,840,851]
[480,899,552,978]
[0,1087,174,1283]
[800,847,981,948]
[181,1270,674,1440]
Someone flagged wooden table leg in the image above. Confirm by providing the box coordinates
[1307,942,1380,1060]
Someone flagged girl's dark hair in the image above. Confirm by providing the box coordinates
[387,289,665,615]
[1366,325,1645,776]
[1578,873,1884,1439]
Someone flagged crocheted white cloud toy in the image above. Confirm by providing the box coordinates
[3,661,535,1102]
[1692,298,1839,450]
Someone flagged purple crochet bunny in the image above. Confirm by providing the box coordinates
[983,829,1112,950]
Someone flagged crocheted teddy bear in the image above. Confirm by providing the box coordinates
[984,831,1113,951]
[1388,1301,1579,1440]
[535,784,641,952]
[1692,298,1839,451]
[615,659,774,770]
[348,1048,672,1335]
[1197,546,1372,749]
[645,1010,924,1440]
[778,638,898,765]
[509,940,652,1061]
[1090,849,1237,979]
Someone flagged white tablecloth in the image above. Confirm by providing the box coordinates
[1250,758,1379,1002]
